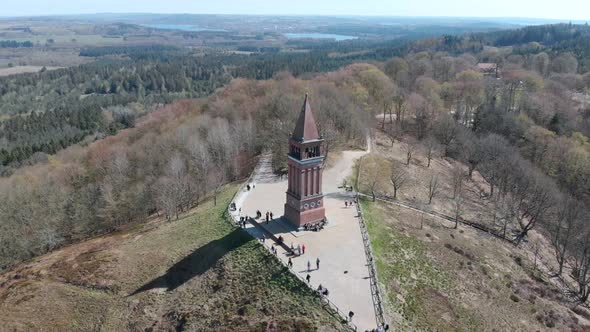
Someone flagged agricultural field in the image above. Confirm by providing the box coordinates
[0,65,61,76]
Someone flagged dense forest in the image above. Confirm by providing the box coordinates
[0,40,33,48]
[0,45,392,172]
[0,57,228,171]
[1,23,590,304]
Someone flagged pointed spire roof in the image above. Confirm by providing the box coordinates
[292,94,321,141]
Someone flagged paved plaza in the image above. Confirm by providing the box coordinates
[230,148,376,330]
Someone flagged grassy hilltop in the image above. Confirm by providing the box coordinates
[0,184,346,331]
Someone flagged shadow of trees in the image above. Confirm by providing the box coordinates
[130,228,251,295]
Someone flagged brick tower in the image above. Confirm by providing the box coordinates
[284,94,326,228]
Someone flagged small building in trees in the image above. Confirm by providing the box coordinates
[284,94,326,228]
[476,63,501,78]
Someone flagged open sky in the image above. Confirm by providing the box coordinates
[2,0,589,21]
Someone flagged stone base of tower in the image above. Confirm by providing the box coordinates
[284,203,326,228]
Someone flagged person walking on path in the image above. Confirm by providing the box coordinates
[345,201,348,208]
[302,244,306,254]
[290,243,294,252]
[270,212,274,220]
[266,211,269,223]
[288,257,293,268]
[316,258,320,270]
[307,260,311,272]
[306,274,311,283]
[297,244,301,256]
[348,311,354,322]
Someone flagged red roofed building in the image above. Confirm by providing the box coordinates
[476,63,500,78]
[284,94,326,228]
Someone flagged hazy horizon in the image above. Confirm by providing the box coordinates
[2,0,589,21]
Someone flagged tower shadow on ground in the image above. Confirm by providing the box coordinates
[129,228,251,296]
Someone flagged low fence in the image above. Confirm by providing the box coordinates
[354,154,387,329]
[354,197,387,328]
[359,193,516,245]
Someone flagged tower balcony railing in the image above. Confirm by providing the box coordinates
[288,153,324,163]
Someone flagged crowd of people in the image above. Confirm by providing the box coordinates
[364,325,389,332]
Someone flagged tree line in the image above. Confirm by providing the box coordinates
[0,68,375,272]
[365,40,590,303]
[0,40,33,48]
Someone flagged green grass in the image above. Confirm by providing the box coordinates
[123,183,348,330]
[361,198,485,331]
[361,198,449,306]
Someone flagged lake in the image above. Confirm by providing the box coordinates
[284,33,357,41]
[141,24,227,32]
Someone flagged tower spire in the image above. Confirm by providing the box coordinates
[291,93,320,141]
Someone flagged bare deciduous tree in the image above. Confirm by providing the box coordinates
[452,192,464,229]
[435,115,458,157]
[386,122,402,147]
[362,155,388,202]
[451,165,464,199]
[423,135,439,168]
[390,162,408,199]
[427,174,440,204]
[459,131,483,179]
[571,228,590,303]
[551,196,581,276]
[403,140,416,166]
[513,170,556,245]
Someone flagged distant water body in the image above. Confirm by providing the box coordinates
[141,24,227,32]
[284,33,357,41]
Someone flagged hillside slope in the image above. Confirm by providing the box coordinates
[0,184,346,331]
[357,132,590,331]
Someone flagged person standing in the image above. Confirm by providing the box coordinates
[316,258,320,270]
[306,274,311,283]
[348,311,354,322]
[270,212,274,220]
[297,244,301,256]
[302,244,306,254]
[288,257,293,268]
[307,260,311,272]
